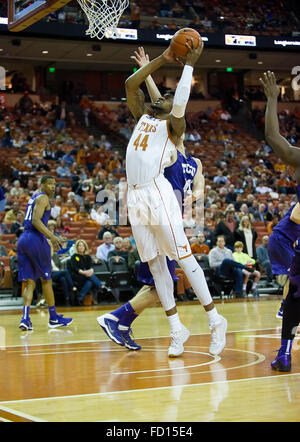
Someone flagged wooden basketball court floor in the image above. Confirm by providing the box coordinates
[0,297,299,422]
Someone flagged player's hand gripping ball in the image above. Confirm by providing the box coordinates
[170,28,202,58]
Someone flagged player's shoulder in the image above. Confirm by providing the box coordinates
[35,192,49,204]
[192,157,202,170]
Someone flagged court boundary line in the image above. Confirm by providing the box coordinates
[0,327,283,349]
[0,405,46,422]
[1,372,299,405]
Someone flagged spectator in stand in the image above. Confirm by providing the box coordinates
[3,193,13,212]
[205,189,217,208]
[33,158,50,173]
[183,206,196,230]
[214,207,239,251]
[56,159,72,178]
[0,234,8,257]
[1,115,13,148]
[174,266,194,301]
[246,194,255,211]
[107,237,129,260]
[108,153,122,174]
[62,149,75,167]
[25,179,36,198]
[55,101,68,130]
[70,174,84,205]
[233,241,261,297]
[276,173,291,194]
[92,163,107,179]
[49,242,77,306]
[60,200,78,222]
[204,208,217,231]
[159,0,172,17]
[274,157,287,173]
[253,203,268,222]
[8,238,18,256]
[73,206,99,227]
[147,16,161,30]
[122,237,133,256]
[130,2,141,28]
[91,204,110,226]
[267,214,280,234]
[99,134,112,151]
[235,215,258,260]
[238,203,254,222]
[191,232,210,255]
[255,180,273,194]
[95,231,114,261]
[69,239,102,306]
[220,110,232,121]
[98,218,119,240]
[119,123,132,141]
[0,185,7,212]
[57,237,74,260]
[202,16,212,30]
[213,169,229,186]
[234,194,243,212]
[4,202,24,224]
[208,235,246,298]
[225,184,237,204]
[55,216,70,236]
[67,191,81,210]
[0,212,8,234]
[265,201,276,221]
[47,219,64,240]
[256,235,273,283]
[185,128,201,142]
[128,246,140,273]
[10,211,24,237]
[9,180,24,198]
[93,171,107,195]
[50,195,63,219]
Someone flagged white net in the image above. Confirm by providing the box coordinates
[77,0,129,40]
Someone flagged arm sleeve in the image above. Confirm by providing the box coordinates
[171,65,193,118]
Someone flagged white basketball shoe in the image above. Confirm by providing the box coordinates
[168,326,190,358]
[209,315,227,355]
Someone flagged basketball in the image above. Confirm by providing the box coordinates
[170,28,202,58]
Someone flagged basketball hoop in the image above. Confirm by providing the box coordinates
[77,0,129,40]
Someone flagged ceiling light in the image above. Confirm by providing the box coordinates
[257,61,263,64]
[0,49,3,52]
[216,59,221,62]
[86,53,93,56]
[42,50,48,54]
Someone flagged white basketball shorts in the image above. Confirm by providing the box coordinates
[127,174,192,262]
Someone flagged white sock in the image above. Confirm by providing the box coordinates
[252,282,257,289]
[243,284,247,291]
[168,313,183,333]
[206,307,220,326]
[178,255,213,306]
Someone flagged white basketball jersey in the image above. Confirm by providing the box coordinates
[126,114,176,185]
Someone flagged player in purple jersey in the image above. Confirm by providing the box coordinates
[268,193,300,318]
[97,47,227,356]
[18,175,72,331]
[260,71,300,371]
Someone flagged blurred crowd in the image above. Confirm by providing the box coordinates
[40,0,300,37]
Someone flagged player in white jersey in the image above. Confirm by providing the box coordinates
[119,41,227,357]
[98,46,227,356]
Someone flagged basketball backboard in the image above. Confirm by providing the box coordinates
[8,0,71,31]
